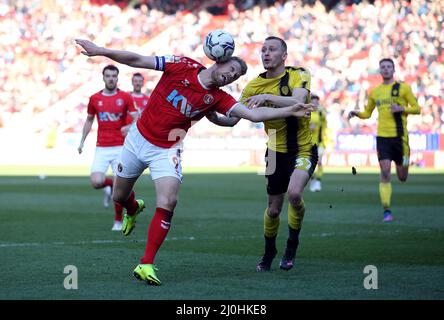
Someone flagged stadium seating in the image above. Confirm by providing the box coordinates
[0,0,442,140]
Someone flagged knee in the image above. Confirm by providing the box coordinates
[380,172,391,182]
[288,190,302,207]
[267,207,281,219]
[398,175,408,183]
[91,179,104,189]
[112,192,125,204]
[157,195,178,211]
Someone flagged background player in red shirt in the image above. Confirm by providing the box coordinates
[122,73,149,136]
[78,64,138,231]
[131,72,150,114]
[76,38,313,286]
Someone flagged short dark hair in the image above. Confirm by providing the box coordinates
[132,72,144,80]
[226,56,248,76]
[379,58,395,68]
[311,94,320,100]
[102,65,119,75]
[265,36,287,53]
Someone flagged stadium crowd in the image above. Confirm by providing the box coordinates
[0,0,442,146]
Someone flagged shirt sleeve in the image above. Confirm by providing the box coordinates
[290,68,311,92]
[157,55,184,73]
[239,83,253,104]
[213,91,239,117]
[402,84,421,115]
[86,96,96,116]
[358,90,376,119]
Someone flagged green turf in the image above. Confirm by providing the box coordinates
[0,173,443,300]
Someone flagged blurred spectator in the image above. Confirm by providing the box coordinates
[0,0,442,147]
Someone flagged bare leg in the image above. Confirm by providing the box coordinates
[396,164,409,182]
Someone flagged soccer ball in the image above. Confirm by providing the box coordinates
[203,30,235,63]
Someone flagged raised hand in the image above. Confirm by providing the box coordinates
[75,39,103,57]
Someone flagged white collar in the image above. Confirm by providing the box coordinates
[101,89,118,96]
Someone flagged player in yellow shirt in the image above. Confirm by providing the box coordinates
[208,36,317,271]
[349,58,420,222]
[309,94,327,192]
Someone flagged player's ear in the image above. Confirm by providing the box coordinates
[282,51,288,61]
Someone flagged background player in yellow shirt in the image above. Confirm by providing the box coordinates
[309,94,327,192]
[209,36,318,271]
[349,58,420,222]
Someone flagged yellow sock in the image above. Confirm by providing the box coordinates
[288,199,305,230]
[314,165,323,180]
[264,208,280,238]
[379,182,392,210]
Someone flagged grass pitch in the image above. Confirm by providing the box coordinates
[0,171,443,300]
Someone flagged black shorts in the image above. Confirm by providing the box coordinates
[265,146,318,195]
[376,136,410,166]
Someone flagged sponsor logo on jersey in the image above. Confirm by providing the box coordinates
[376,98,394,108]
[98,112,123,121]
[166,89,201,118]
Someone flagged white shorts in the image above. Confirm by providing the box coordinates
[117,125,183,182]
[91,146,123,175]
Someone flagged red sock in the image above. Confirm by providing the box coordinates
[140,207,173,264]
[122,191,139,216]
[114,202,123,221]
[103,178,113,188]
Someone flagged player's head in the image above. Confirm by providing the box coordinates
[262,36,287,70]
[311,94,320,108]
[211,56,247,87]
[379,58,395,81]
[132,73,144,93]
[102,65,119,91]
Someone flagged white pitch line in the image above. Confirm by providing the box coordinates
[0,229,409,249]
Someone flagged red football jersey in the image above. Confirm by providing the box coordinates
[126,93,150,125]
[137,56,238,148]
[132,93,150,113]
[87,89,136,147]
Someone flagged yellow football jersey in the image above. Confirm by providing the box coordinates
[310,106,327,148]
[240,67,313,154]
[357,82,420,138]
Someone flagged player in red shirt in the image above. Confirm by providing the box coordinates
[78,65,138,231]
[76,38,313,286]
[131,72,150,114]
[122,73,150,136]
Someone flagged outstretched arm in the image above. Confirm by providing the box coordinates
[206,111,241,127]
[75,39,156,69]
[230,103,313,122]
